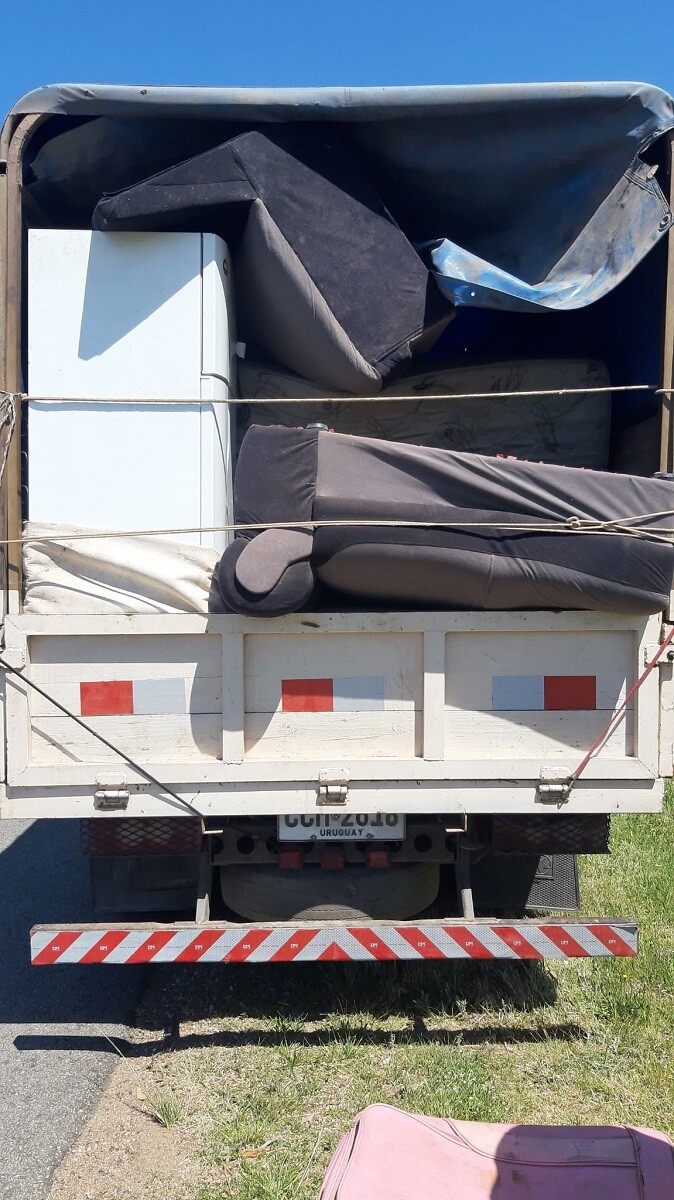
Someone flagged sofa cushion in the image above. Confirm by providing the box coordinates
[216,424,674,616]
[94,126,453,393]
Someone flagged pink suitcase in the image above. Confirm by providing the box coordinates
[318,1104,674,1200]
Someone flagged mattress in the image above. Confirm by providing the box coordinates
[23,524,221,615]
[236,357,612,468]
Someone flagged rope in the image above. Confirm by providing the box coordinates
[0,655,205,824]
[567,625,674,787]
[18,383,656,405]
[12,512,674,547]
[6,385,674,544]
[0,393,16,488]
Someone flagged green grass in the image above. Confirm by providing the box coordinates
[136,786,674,1200]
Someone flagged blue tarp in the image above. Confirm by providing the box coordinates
[12,80,674,312]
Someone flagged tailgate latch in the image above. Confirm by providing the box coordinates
[644,641,674,666]
[317,768,349,806]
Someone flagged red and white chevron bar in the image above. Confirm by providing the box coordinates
[30,918,638,965]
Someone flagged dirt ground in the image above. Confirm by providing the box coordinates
[48,1058,197,1200]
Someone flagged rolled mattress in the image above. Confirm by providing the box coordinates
[236,357,612,468]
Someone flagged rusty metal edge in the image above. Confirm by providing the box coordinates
[0,111,50,616]
[30,916,639,932]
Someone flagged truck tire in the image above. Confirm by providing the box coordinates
[219,862,439,921]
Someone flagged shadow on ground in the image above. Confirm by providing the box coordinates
[14,952,580,1056]
[5,822,577,1059]
[0,819,147,1030]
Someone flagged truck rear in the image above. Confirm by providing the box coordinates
[1,81,673,965]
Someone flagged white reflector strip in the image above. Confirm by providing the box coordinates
[333,676,386,711]
[132,678,186,715]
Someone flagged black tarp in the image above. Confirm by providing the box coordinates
[17,81,674,311]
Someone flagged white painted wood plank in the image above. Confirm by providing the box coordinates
[445,630,633,712]
[0,671,6,785]
[4,621,31,786]
[26,632,222,715]
[6,675,32,786]
[28,676,221,718]
[7,753,655,790]
[422,631,445,761]
[8,610,655,638]
[29,633,222,673]
[222,632,244,764]
[30,714,221,765]
[658,661,674,777]
[633,622,662,775]
[444,710,631,758]
[1,779,663,821]
[244,711,420,760]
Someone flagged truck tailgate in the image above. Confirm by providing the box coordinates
[2,610,664,817]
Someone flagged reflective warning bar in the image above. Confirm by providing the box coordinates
[30,918,638,964]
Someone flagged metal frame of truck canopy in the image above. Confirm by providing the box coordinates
[1,87,674,962]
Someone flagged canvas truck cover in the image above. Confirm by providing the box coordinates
[11,80,674,313]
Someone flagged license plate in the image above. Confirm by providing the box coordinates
[278,814,406,842]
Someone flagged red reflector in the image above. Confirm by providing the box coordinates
[321,849,345,871]
[281,678,333,712]
[544,675,596,710]
[279,848,304,870]
[80,680,134,717]
[366,848,391,869]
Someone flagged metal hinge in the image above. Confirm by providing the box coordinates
[94,773,130,811]
[317,767,349,806]
[537,766,572,803]
[94,789,130,811]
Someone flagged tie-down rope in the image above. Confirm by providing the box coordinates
[18,382,664,404]
[1,386,672,542]
[5,512,674,546]
[567,625,674,788]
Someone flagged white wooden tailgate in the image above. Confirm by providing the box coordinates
[2,611,663,816]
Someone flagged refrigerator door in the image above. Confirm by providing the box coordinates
[27,230,233,549]
[28,229,204,400]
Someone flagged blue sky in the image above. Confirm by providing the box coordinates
[3,0,674,122]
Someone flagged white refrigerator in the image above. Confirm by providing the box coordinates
[27,229,235,553]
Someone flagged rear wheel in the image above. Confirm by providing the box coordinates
[219,861,440,921]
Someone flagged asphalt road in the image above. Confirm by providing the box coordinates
[0,819,147,1200]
